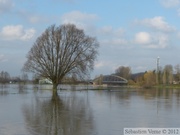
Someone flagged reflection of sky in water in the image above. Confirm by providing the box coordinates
[0,123,30,135]
[0,85,180,135]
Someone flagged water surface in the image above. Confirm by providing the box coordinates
[0,84,180,135]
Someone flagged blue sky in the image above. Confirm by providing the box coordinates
[1,0,180,78]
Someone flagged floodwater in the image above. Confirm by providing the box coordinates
[0,84,180,135]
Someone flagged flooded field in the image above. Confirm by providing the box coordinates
[0,84,180,135]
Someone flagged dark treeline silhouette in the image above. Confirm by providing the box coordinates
[0,71,10,83]
[0,70,29,84]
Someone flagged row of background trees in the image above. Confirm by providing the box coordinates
[0,71,29,84]
[0,71,87,85]
[1,64,180,87]
[114,64,180,87]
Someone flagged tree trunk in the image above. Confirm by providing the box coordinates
[52,82,58,100]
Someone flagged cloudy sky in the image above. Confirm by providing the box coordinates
[1,0,180,78]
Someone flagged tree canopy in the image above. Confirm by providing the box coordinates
[23,24,99,93]
[115,66,131,79]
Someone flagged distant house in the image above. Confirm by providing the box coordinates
[39,78,52,84]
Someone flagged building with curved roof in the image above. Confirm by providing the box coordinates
[93,74,128,85]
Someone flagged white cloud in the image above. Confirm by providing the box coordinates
[160,0,180,17]
[134,17,176,49]
[27,15,50,24]
[61,11,128,48]
[0,0,13,13]
[98,26,125,37]
[154,33,169,48]
[61,11,98,33]
[0,25,36,41]
[98,26,128,48]
[101,38,127,47]
[94,60,118,75]
[95,61,105,69]
[98,26,113,36]
[160,0,180,8]
[134,32,169,49]
[62,11,98,24]
[137,16,175,32]
[21,29,36,40]
[17,9,51,25]
[28,16,42,24]
[135,32,151,44]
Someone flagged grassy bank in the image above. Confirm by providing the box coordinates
[153,84,180,89]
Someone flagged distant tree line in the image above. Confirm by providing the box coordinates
[0,71,29,84]
[94,64,180,87]
[130,64,180,87]
[0,71,10,83]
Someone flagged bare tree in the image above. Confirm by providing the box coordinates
[23,24,99,95]
[115,66,131,79]
[163,64,173,84]
[0,71,10,84]
[21,72,29,84]
[174,64,180,83]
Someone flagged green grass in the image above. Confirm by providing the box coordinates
[154,84,180,89]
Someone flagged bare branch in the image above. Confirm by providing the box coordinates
[23,24,99,90]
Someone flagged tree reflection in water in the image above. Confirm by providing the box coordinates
[22,91,95,135]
